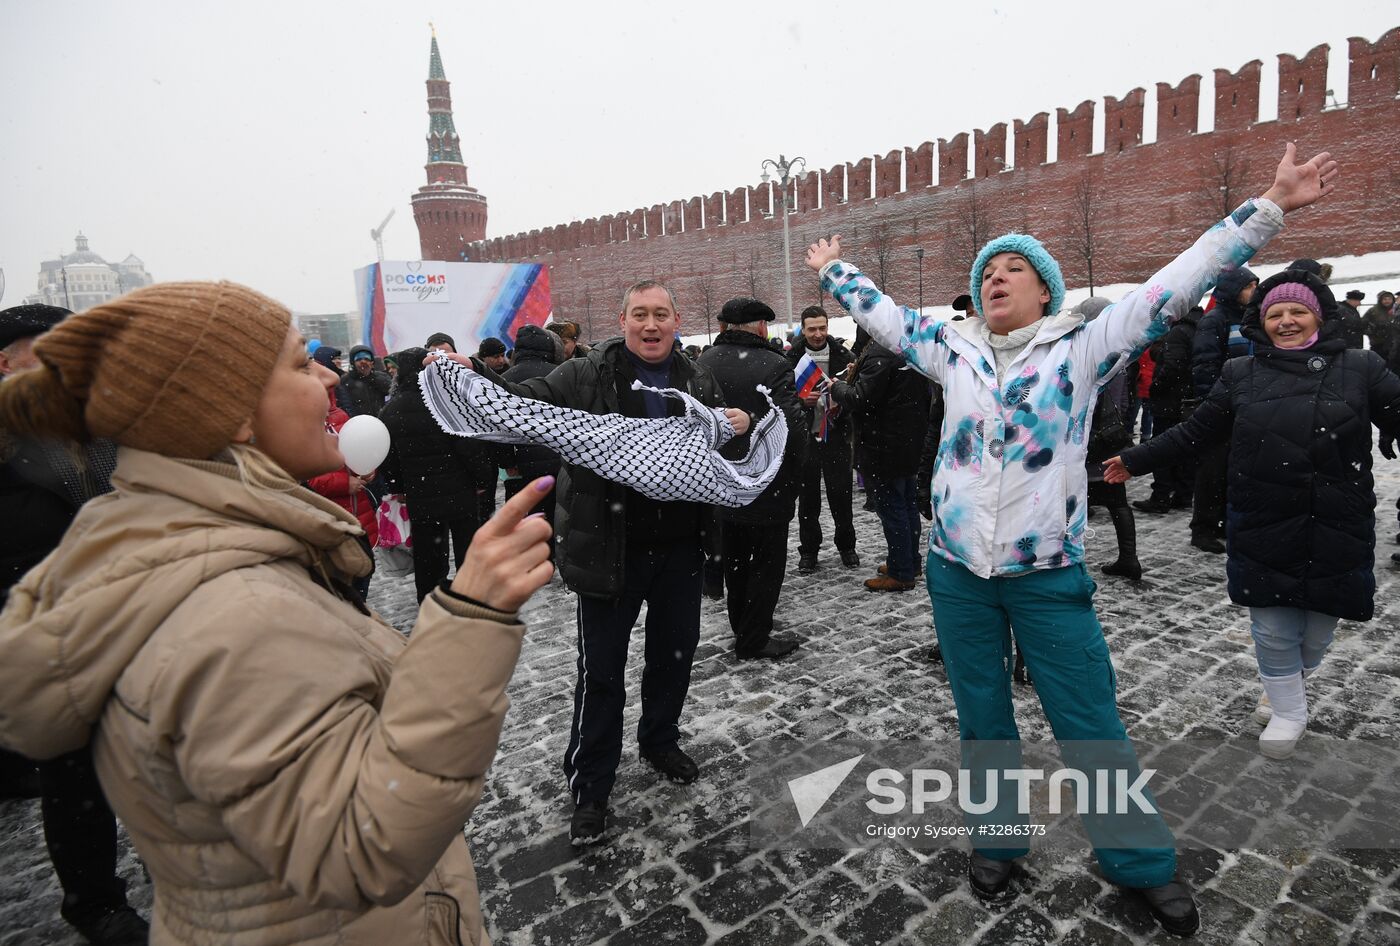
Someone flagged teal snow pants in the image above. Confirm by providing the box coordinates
[927,553,1176,889]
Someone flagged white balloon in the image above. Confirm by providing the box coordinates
[338,415,390,475]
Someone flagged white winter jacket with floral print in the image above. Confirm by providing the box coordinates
[821,198,1284,578]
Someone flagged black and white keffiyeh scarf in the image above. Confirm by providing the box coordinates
[419,354,787,507]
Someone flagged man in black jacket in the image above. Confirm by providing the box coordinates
[500,325,562,534]
[787,306,859,573]
[1134,306,1204,513]
[0,304,148,946]
[475,280,749,846]
[1189,267,1257,553]
[379,348,483,602]
[699,298,805,659]
[339,345,392,417]
[831,338,930,590]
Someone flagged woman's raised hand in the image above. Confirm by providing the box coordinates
[806,235,843,272]
[1261,142,1339,214]
[450,476,555,611]
[1101,456,1132,485]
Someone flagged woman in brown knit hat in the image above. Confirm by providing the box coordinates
[0,281,554,945]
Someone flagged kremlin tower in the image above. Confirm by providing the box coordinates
[411,28,488,261]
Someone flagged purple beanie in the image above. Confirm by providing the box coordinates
[1260,282,1323,320]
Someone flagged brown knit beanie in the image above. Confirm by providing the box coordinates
[0,281,291,459]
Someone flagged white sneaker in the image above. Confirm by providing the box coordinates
[1259,714,1307,759]
[1258,672,1308,759]
[1251,692,1272,725]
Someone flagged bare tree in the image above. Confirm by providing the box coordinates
[869,223,895,290]
[694,273,716,341]
[1196,144,1253,224]
[950,182,994,275]
[580,285,594,343]
[746,248,762,299]
[1068,172,1100,295]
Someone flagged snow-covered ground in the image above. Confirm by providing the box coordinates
[4,463,1400,944]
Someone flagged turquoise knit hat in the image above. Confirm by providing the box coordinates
[970,234,1066,318]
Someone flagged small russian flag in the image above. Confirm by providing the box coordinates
[794,354,826,398]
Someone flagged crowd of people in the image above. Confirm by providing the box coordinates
[2,142,1397,944]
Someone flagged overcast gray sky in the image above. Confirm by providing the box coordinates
[1,0,1394,314]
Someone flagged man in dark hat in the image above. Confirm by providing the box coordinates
[1338,290,1367,348]
[699,298,805,658]
[0,304,149,945]
[425,331,457,353]
[951,294,975,321]
[477,336,509,372]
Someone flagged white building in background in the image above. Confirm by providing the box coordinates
[295,312,363,353]
[27,233,154,311]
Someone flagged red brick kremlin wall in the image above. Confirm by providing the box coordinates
[468,30,1400,339]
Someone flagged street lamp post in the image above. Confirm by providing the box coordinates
[60,267,71,310]
[915,247,925,314]
[760,154,806,336]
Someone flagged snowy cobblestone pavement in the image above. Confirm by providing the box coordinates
[4,462,1400,945]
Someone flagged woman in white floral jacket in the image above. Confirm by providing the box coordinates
[806,144,1337,937]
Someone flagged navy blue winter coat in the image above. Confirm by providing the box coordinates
[1191,267,1257,396]
[1121,271,1400,620]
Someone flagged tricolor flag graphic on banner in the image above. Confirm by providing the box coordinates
[794,354,827,399]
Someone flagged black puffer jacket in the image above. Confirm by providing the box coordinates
[1121,271,1400,620]
[1148,306,1203,424]
[832,340,930,478]
[501,325,563,480]
[379,349,484,523]
[698,329,805,524]
[339,345,393,417]
[1192,267,1258,396]
[0,437,116,597]
[481,337,724,598]
[787,334,855,448]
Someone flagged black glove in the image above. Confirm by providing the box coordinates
[917,486,932,521]
[1381,436,1397,461]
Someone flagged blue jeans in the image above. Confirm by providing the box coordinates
[1249,607,1337,677]
[866,473,921,581]
[927,554,1177,888]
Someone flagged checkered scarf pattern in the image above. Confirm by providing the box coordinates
[419,354,787,507]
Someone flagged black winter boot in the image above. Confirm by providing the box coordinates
[1101,505,1143,580]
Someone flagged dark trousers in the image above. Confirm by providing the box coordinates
[409,514,476,602]
[866,473,922,582]
[722,519,790,654]
[0,746,129,924]
[564,542,703,804]
[39,748,128,924]
[1146,418,1195,501]
[1191,442,1228,538]
[477,481,498,524]
[798,438,855,557]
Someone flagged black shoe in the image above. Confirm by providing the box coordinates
[702,581,724,601]
[1013,652,1033,687]
[797,554,818,574]
[1391,551,1400,565]
[1190,534,1226,554]
[643,746,699,785]
[1132,497,1171,514]
[569,799,609,846]
[1136,878,1200,937]
[737,634,800,660]
[839,549,861,568]
[1101,558,1143,580]
[65,905,150,946]
[967,851,1016,900]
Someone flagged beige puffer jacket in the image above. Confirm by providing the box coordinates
[0,447,523,945]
